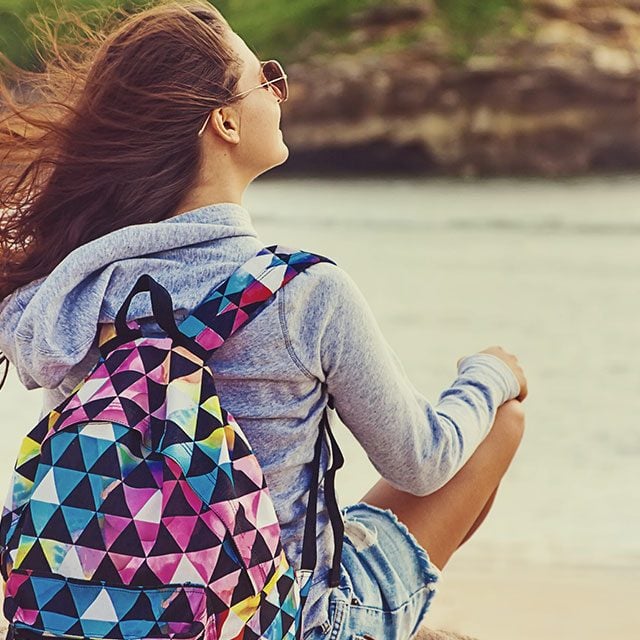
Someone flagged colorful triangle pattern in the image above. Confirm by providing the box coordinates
[0,247,333,639]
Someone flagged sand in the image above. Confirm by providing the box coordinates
[423,553,640,640]
[1,559,636,640]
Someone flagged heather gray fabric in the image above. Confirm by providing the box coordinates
[0,203,519,632]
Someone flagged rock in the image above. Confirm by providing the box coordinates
[592,45,639,76]
[350,2,433,28]
[280,0,640,176]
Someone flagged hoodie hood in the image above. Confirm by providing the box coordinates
[0,202,262,391]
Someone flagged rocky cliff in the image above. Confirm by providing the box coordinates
[280,0,640,176]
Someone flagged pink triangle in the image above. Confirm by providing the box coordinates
[58,406,89,430]
[120,381,151,413]
[5,571,30,597]
[147,553,182,584]
[114,348,147,375]
[233,530,256,568]
[103,514,133,550]
[163,516,199,552]
[261,523,283,555]
[124,487,158,518]
[134,520,159,543]
[76,547,107,578]
[207,568,241,607]
[201,508,231,540]
[108,553,144,584]
[248,562,270,592]
[141,539,156,556]
[187,548,221,584]
[233,456,264,489]
[231,309,250,333]
[146,360,169,385]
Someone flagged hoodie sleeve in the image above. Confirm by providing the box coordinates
[283,263,520,497]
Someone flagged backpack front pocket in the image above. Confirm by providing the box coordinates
[5,570,211,640]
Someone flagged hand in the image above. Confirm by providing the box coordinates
[482,346,527,401]
[460,346,528,401]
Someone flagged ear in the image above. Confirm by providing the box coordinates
[209,106,241,144]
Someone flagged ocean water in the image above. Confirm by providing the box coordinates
[1,176,639,573]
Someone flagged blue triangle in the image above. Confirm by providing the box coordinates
[52,467,88,504]
[70,584,101,616]
[186,473,215,505]
[88,474,114,508]
[33,463,52,487]
[39,610,77,633]
[144,588,168,620]
[78,434,114,471]
[120,619,156,637]
[111,423,129,440]
[82,620,118,638]
[49,432,79,465]
[60,505,96,540]
[220,462,234,482]
[33,576,66,609]
[105,587,137,619]
[30,500,59,536]
[223,271,254,295]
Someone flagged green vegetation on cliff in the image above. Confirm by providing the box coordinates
[435,0,523,58]
[0,0,522,70]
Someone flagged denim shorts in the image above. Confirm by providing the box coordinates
[305,503,441,640]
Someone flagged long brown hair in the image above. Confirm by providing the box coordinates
[0,1,243,300]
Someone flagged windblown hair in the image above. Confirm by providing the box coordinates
[0,0,243,300]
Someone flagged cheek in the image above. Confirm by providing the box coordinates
[246,109,282,149]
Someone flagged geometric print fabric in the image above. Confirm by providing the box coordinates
[1,247,333,640]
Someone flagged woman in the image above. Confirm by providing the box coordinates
[0,2,526,638]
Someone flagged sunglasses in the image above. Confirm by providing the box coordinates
[197,59,288,137]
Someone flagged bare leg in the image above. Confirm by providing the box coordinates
[361,400,525,570]
[458,486,498,547]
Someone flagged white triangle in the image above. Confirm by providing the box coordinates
[80,421,115,442]
[135,490,162,522]
[218,437,230,466]
[172,554,204,584]
[75,378,106,404]
[243,253,272,279]
[260,264,287,292]
[255,494,278,528]
[81,587,118,622]
[57,545,85,580]
[32,468,60,505]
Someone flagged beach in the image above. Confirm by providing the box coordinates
[0,176,638,638]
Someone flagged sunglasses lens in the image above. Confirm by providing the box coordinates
[263,61,287,101]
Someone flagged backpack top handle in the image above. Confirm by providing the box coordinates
[101,274,209,360]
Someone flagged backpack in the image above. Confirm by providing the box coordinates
[0,246,345,640]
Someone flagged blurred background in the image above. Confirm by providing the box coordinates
[1,1,640,639]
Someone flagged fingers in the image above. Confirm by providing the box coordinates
[460,346,528,402]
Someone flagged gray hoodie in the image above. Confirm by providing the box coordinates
[0,202,519,631]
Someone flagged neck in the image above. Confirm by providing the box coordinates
[173,180,248,217]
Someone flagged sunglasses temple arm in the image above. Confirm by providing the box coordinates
[197,112,212,137]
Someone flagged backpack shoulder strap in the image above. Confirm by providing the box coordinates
[178,245,334,359]
[0,352,8,391]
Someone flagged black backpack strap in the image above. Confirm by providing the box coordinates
[299,397,345,597]
[0,351,8,391]
[177,245,334,358]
